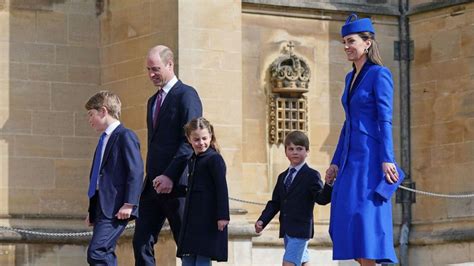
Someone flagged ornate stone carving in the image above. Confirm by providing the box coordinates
[270,41,310,96]
[268,42,310,144]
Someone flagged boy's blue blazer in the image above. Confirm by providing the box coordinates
[88,124,144,221]
[258,163,332,239]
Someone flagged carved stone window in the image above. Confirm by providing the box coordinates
[269,42,310,144]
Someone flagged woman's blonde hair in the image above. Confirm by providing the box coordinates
[184,117,220,153]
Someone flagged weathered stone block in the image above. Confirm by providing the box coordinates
[432,30,461,62]
[454,141,474,163]
[68,66,101,84]
[68,14,100,45]
[460,23,474,57]
[454,90,474,118]
[105,2,152,44]
[74,112,96,137]
[51,83,99,111]
[411,147,431,171]
[10,43,55,64]
[430,144,455,166]
[242,163,269,194]
[465,118,474,141]
[62,136,96,159]
[413,37,432,66]
[9,158,54,189]
[54,159,91,190]
[101,37,149,66]
[9,10,36,42]
[32,111,74,136]
[56,45,100,65]
[36,188,88,215]
[9,62,28,81]
[209,30,242,53]
[101,58,146,84]
[203,98,242,125]
[14,135,62,158]
[411,125,435,149]
[112,76,152,108]
[120,105,146,130]
[0,109,31,134]
[28,64,68,82]
[36,11,67,44]
[433,120,464,145]
[243,119,266,163]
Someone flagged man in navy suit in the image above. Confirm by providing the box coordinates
[85,91,144,266]
[133,45,203,266]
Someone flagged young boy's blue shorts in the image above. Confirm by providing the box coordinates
[283,234,309,265]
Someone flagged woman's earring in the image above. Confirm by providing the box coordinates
[364,48,369,54]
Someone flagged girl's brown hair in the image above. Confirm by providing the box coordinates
[184,117,220,153]
[358,32,383,66]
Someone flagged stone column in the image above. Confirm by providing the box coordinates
[178,0,243,200]
[178,1,254,265]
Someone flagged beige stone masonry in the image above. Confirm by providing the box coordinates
[410,2,474,225]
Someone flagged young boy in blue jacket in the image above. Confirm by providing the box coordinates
[84,91,144,265]
[255,131,334,266]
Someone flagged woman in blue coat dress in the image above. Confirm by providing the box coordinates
[325,14,401,266]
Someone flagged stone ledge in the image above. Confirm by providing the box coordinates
[242,0,400,16]
[408,0,473,16]
[409,228,474,246]
[0,218,257,244]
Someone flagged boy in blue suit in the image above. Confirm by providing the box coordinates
[85,91,144,266]
[255,131,334,266]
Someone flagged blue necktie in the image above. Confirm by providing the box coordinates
[88,132,106,198]
[284,168,297,191]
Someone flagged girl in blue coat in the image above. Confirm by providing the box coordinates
[177,117,230,266]
[325,14,402,266]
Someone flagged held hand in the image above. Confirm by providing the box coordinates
[217,220,229,231]
[325,174,336,186]
[255,220,264,234]
[325,164,339,183]
[382,162,399,184]
[153,175,173,194]
[85,213,93,227]
[115,204,133,220]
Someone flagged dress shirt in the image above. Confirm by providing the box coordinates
[284,161,306,185]
[152,75,178,114]
[97,120,121,188]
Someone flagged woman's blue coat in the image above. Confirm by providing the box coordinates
[329,60,399,263]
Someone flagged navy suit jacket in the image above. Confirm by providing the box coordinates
[258,163,332,239]
[177,148,229,261]
[143,80,202,198]
[88,124,144,221]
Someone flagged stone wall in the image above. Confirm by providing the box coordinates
[100,0,178,156]
[177,0,244,210]
[0,0,100,221]
[408,2,474,265]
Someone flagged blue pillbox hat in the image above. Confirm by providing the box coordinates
[341,13,375,37]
